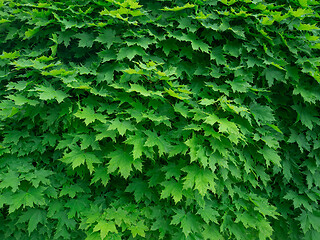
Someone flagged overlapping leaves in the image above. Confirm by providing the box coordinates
[0,0,319,239]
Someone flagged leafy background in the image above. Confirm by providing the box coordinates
[0,0,320,239]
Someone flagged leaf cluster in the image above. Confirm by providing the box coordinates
[0,0,320,239]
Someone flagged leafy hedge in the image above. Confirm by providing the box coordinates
[1,0,320,239]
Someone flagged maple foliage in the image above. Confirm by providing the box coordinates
[0,0,320,239]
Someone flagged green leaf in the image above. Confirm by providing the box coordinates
[223,41,241,57]
[0,170,20,192]
[10,187,46,213]
[249,193,279,218]
[93,220,118,239]
[35,85,69,103]
[203,223,224,240]
[129,83,151,96]
[117,46,145,60]
[257,219,273,240]
[91,167,110,186]
[235,212,257,229]
[60,148,101,174]
[263,67,284,86]
[161,179,183,203]
[204,113,219,125]
[171,210,199,237]
[59,184,84,198]
[258,146,282,167]
[95,29,118,48]
[218,118,240,135]
[287,129,311,152]
[250,103,275,124]
[98,49,117,62]
[174,102,189,118]
[74,106,106,125]
[107,147,134,178]
[126,178,150,202]
[144,130,171,156]
[75,32,95,48]
[124,132,146,159]
[182,165,216,196]
[65,198,89,218]
[161,3,195,11]
[197,203,219,224]
[292,104,320,130]
[199,98,217,106]
[18,209,47,234]
[0,51,20,59]
[108,118,136,136]
[129,220,148,238]
[210,46,227,65]
[295,23,319,31]
[293,85,320,104]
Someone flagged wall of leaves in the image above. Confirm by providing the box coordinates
[0,0,320,239]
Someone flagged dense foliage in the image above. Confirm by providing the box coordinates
[0,0,320,239]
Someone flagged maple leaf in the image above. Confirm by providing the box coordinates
[74,106,106,125]
[287,129,311,152]
[80,133,101,150]
[6,94,39,106]
[257,219,273,240]
[259,146,282,167]
[197,203,219,224]
[218,118,240,135]
[0,50,20,59]
[171,210,199,237]
[94,124,117,142]
[129,220,148,238]
[235,212,257,229]
[117,46,145,60]
[297,210,320,234]
[284,191,312,211]
[204,113,220,125]
[95,29,118,48]
[65,197,89,218]
[91,167,110,186]
[161,162,182,180]
[35,85,69,103]
[210,46,227,65]
[129,83,151,96]
[106,147,135,178]
[59,184,84,198]
[75,32,95,48]
[126,178,150,202]
[59,148,101,174]
[108,118,136,136]
[223,41,241,57]
[98,48,117,62]
[26,169,52,188]
[249,193,279,218]
[182,165,216,196]
[174,102,190,117]
[18,208,47,234]
[93,220,118,239]
[144,130,171,156]
[160,179,183,203]
[0,170,20,192]
[151,217,170,239]
[9,187,46,213]
[263,66,284,86]
[250,102,275,125]
[124,132,146,159]
[292,104,319,130]
[161,3,195,11]
[203,223,224,240]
